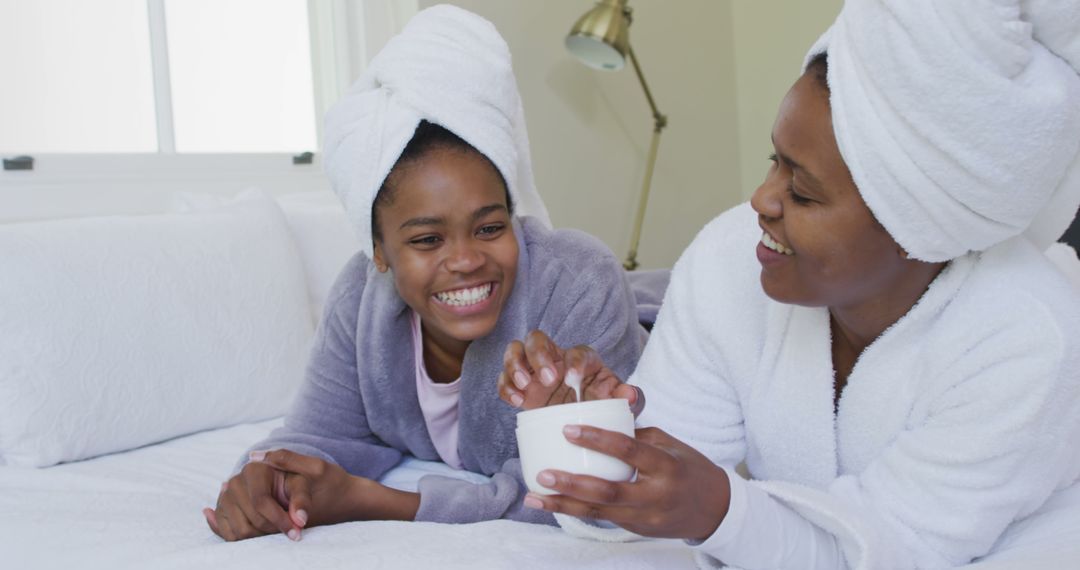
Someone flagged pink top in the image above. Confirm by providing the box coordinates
[410,310,463,469]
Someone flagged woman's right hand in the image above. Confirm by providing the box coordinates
[498,330,643,415]
[204,460,302,542]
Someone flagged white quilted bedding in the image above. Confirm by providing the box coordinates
[0,419,697,570]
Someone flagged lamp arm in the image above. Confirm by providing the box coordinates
[627,45,667,130]
[622,45,666,271]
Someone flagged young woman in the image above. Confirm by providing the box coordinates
[500,2,1080,568]
[202,6,646,542]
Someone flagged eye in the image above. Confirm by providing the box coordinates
[787,183,813,205]
[477,223,505,238]
[768,153,779,164]
[408,235,442,248]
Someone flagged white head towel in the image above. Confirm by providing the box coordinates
[805,0,1080,262]
[322,4,552,259]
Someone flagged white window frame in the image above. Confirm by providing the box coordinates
[0,0,416,221]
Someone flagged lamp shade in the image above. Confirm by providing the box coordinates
[565,0,629,71]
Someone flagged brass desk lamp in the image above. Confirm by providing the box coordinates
[566,0,667,270]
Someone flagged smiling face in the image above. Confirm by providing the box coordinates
[749,68,910,310]
[372,147,518,356]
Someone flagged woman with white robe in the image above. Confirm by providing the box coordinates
[498,1,1080,568]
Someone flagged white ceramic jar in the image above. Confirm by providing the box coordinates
[515,398,636,495]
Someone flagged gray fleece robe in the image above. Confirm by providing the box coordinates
[241,216,648,525]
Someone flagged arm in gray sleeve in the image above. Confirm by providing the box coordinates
[237,256,402,480]
[414,459,554,524]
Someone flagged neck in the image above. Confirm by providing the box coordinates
[829,260,947,354]
[421,323,469,383]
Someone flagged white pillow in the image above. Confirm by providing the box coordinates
[174,190,360,322]
[0,196,313,467]
[275,191,360,320]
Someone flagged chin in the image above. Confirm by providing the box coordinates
[759,273,799,305]
[446,318,499,343]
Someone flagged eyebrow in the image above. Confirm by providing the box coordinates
[398,203,508,230]
[471,203,508,222]
[771,135,825,192]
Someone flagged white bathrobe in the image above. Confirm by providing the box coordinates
[632,203,1080,569]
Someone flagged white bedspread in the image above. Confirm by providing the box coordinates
[0,419,696,570]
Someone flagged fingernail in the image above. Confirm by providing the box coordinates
[513,370,530,390]
[563,425,581,439]
[541,367,556,386]
[523,495,544,510]
[537,471,556,487]
[510,393,524,407]
[220,482,228,493]
[287,528,301,542]
[295,509,308,527]
[249,450,267,462]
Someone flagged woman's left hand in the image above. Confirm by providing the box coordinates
[523,425,732,541]
[254,449,421,533]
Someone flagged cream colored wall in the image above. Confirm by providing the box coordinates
[418,1,842,268]
[421,0,739,270]
[731,0,843,200]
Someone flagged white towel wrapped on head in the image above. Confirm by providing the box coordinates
[805,0,1080,262]
[322,4,551,259]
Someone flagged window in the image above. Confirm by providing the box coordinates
[0,0,318,155]
[0,0,416,224]
[164,0,318,153]
[0,0,159,153]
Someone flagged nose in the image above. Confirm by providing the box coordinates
[750,173,783,221]
[444,240,484,274]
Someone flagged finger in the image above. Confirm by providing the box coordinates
[497,370,525,408]
[533,469,636,507]
[272,469,289,508]
[218,498,261,541]
[543,381,577,406]
[503,340,534,390]
[564,346,624,403]
[254,449,325,478]
[613,384,645,417]
[562,425,672,471]
[524,330,562,387]
[563,345,605,382]
[582,371,623,402]
[285,473,313,531]
[204,508,223,539]
[523,492,641,525]
[250,479,296,539]
[216,508,238,542]
[233,465,285,534]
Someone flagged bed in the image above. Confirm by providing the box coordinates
[2,189,1076,569]
[0,418,700,569]
[0,189,703,569]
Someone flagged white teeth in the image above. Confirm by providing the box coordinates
[761,232,794,255]
[434,283,493,307]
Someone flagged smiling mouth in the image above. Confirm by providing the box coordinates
[433,282,495,307]
[761,232,794,255]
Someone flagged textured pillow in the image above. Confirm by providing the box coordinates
[276,191,360,320]
[0,196,313,467]
[174,190,360,322]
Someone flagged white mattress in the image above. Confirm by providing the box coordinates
[0,419,697,569]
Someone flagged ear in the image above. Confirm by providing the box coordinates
[372,243,390,273]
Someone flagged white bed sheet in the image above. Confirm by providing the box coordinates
[0,419,697,570]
